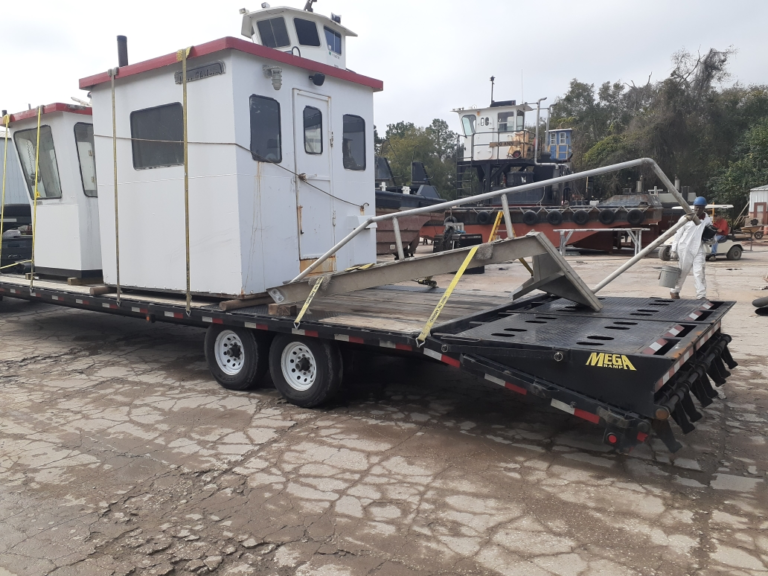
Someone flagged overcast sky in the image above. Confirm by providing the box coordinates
[1,0,767,136]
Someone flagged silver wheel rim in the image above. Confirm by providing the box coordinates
[281,342,317,391]
[214,330,245,376]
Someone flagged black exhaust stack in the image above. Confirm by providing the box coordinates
[117,36,129,67]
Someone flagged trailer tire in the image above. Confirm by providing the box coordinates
[726,245,742,260]
[658,245,672,261]
[269,335,343,407]
[522,210,538,226]
[572,210,589,225]
[204,326,270,391]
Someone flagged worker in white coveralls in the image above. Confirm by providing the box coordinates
[670,197,712,300]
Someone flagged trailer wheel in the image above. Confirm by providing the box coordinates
[204,326,270,391]
[726,245,742,260]
[269,335,342,407]
[659,245,672,261]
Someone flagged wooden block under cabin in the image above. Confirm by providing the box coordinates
[90,285,117,296]
[67,276,104,286]
[268,303,298,316]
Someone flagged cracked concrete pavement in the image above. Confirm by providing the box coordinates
[1,247,767,576]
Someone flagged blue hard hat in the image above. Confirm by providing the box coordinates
[693,196,707,206]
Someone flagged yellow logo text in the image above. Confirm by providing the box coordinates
[586,353,636,371]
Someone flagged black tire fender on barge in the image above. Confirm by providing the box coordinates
[546,210,563,226]
[572,210,589,225]
[627,208,645,226]
[598,209,616,225]
[522,210,538,226]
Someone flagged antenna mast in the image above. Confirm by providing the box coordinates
[304,0,317,11]
[490,76,495,105]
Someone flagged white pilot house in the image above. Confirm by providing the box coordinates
[4,104,101,278]
[80,3,382,297]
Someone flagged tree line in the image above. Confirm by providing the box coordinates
[377,48,768,213]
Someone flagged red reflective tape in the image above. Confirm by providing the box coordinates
[212,318,224,324]
[441,355,460,368]
[304,330,319,338]
[573,408,600,424]
[350,336,365,344]
[395,343,412,351]
[637,432,649,442]
[504,382,527,395]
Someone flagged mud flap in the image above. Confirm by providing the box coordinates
[652,419,683,452]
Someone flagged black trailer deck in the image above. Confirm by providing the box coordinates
[0,273,737,453]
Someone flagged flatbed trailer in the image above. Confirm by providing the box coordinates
[0,271,737,453]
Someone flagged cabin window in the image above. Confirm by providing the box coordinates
[250,95,282,163]
[324,27,342,54]
[74,123,97,197]
[14,125,62,199]
[295,18,321,47]
[549,133,556,145]
[342,115,365,170]
[461,115,476,136]
[303,106,323,154]
[130,103,184,170]
[497,112,518,133]
[559,132,567,145]
[257,17,290,49]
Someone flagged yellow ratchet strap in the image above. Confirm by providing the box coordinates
[30,106,42,289]
[417,244,479,345]
[1,114,9,266]
[294,277,326,329]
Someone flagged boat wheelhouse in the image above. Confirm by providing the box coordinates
[3,104,100,278]
[79,4,382,297]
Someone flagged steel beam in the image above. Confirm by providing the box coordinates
[269,232,601,310]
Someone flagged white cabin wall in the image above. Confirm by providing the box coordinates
[229,51,375,290]
[328,80,376,267]
[230,51,299,292]
[92,55,243,295]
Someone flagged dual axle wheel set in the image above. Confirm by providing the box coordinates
[205,326,343,407]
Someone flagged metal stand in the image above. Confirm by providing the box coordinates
[554,228,651,256]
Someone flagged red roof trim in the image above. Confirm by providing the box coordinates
[79,36,383,92]
[4,103,92,125]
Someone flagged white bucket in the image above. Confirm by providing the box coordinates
[659,265,681,288]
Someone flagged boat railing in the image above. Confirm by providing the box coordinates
[290,158,699,294]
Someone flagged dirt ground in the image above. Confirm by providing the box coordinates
[1,243,767,576]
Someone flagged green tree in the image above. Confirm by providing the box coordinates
[709,117,768,211]
[379,119,459,199]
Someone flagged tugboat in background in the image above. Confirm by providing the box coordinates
[421,91,664,253]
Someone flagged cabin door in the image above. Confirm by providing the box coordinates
[293,90,335,269]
